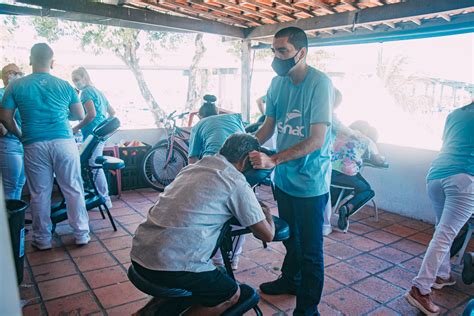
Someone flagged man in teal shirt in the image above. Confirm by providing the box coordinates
[0,43,90,250]
[250,27,333,316]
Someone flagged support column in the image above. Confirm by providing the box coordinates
[240,40,252,122]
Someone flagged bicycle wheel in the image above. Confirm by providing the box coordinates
[141,143,188,191]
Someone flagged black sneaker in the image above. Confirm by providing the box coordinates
[338,205,349,232]
[260,276,297,295]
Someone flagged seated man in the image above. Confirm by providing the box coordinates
[130,133,275,316]
[331,120,385,231]
[188,95,247,269]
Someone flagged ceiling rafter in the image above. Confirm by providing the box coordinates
[211,0,279,22]
[293,0,336,14]
[240,0,296,21]
[189,0,263,25]
[271,0,318,18]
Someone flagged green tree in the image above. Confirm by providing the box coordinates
[31,17,206,126]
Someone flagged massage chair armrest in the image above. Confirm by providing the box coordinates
[94,156,125,170]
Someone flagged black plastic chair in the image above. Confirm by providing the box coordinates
[51,117,124,232]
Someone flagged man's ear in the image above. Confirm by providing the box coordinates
[238,155,251,172]
[298,47,307,62]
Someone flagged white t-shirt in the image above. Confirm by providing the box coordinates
[131,155,265,273]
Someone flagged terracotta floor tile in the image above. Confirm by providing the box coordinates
[110,206,139,217]
[90,219,115,231]
[243,247,284,265]
[324,254,340,267]
[94,281,147,308]
[324,242,362,260]
[359,217,393,229]
[268,241,287,254]
[242,237,267,252]
[259,292,296,312]
[399,218,433,231]
[67,241,107,258]
[351,276,405,303]
[236,255,261,272]
[382,224,418,238]
[387,296,426,315]
[83,265,128,289]
[243,301,281,315]
[27,247,69,266]
[111,248,132,265]
[123,223,141,235]
[431,286,470,309]
[452,272,474,297]
[318,302,343,316]
[31,259,77,282]
[22,303,45,316]
[379,212,407,223]
[102,235,133,252]
[116,214,146,225]
[131,203,154,213]
[365,230,402,244]
[93,227,130,240]
[342,236,384,252]
[347,222,376,235]
[236,266,279,289]
[346,253,394,274]
[106,298,149,316]
[327,231,357,242]
[378,267,417,290]
[322,276,344,296]
[366,306,399,316]
[38,275,87,301]
[399,256,423,273]
[73,252,118,272]
[44,292,100,316]
[349,210,373,221]
[323,287,378,316]
[325,262,370,285]
[370,246,413,264]
[407,231,433,245]
[390,239,427,256]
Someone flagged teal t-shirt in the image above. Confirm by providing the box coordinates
[266,67,333,198]
[80,85,109,138]
[188,113,245,158]
[1,73,80,145]
[427,103,474,181]
[0,87,22,140]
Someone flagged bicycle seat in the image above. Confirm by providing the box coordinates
[93,117,121,139]
[95,156,125,170]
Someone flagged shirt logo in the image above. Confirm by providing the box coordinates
[277,110,305,137]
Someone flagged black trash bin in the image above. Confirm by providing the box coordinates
[6,199,28,284]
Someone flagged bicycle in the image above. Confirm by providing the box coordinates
[141,110,190,191]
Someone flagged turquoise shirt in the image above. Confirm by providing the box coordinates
[188,113,245,158]
[80,85,109,139]
[427,103,474,181]
[266,67,333,198]
[0,87,22,140]
[1,73,80,145]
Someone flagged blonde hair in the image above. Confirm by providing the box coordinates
[72,67,93,86]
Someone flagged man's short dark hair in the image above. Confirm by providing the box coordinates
[198,102,218,118]
[219,133,260,163]
[275,27,308,50]
[31,43,54,67]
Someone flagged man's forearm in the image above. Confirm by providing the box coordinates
[255,124,274,145]
[273,137,323,166]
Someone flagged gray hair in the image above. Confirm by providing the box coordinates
[30,43,54,68]
[219,133,260,163]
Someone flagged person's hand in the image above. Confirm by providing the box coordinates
[0,123,8,137]
[72,126,80,135]
[259,201,271,216]
[249,150,276,169]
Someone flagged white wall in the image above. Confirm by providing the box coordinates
[362,143,437,224]
[106,128,167,147]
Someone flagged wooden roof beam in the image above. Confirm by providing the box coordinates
[293,0,336,14]
[16,0,245,37]
[240,0,296,20]
[188,0,263,25]
[210,0,279,22]
[438,13,451,22]
[271,0,318,17]
[246,0,474,39]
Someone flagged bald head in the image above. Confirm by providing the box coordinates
[1,63,21,87]
[30,43,54,70]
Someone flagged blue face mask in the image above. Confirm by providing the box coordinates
[271,49,300,76]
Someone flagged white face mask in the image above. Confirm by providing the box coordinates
[7,73,23,84]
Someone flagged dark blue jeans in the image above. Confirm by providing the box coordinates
[331,170,374,216]
[274,186,328,316]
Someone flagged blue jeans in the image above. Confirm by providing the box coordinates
[274,186,328,316]
[0,137,25,200]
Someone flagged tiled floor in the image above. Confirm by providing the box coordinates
[20,187,473,316]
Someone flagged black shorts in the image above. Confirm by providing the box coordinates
[132,261,238,307]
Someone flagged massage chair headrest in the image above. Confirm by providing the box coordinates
[243,147,276,187]
[93,117,121,140]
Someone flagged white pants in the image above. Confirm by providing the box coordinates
[413,173,474,294]
[89,142,109,200]
[212,226,246,265]
[24,139,89,244]
[323,199,332,230]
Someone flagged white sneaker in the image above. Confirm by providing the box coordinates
[75,234,90,246]
[105,198,113,209]
[323,226,333,236]
[31,240,52,251]
[231,259,239,270]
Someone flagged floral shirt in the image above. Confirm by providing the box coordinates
[331,125,368,176]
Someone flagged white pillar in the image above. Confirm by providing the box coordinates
[240,40,252,122]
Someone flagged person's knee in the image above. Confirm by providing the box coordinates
[227,285,240,306]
